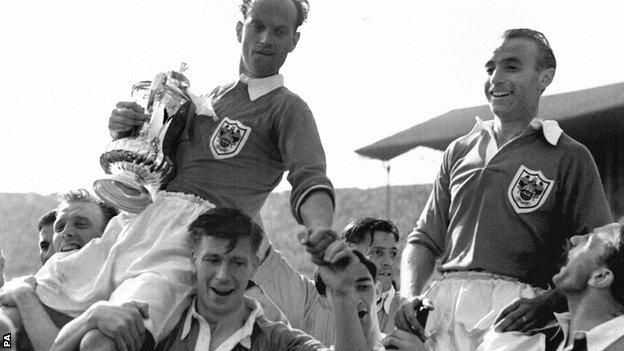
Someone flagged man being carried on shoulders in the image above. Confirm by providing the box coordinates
[396,28,613,351]
[12,0,336,349]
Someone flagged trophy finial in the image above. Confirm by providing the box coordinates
[180,62,188,73]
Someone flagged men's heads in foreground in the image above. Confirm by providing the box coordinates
[181,207,376,350]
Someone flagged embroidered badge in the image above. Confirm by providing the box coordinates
[209,117,251,159]
[507,165,554,213]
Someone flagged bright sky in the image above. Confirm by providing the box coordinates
[2,0,624,195]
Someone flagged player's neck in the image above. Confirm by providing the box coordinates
[568,291,624,336]
[492,118,529,147]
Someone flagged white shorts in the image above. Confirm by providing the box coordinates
[423,271,545,351]
[35,191,214,342]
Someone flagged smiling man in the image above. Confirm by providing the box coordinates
[397,28,613,350]
[0,189,119,351]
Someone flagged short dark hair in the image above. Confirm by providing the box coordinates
[314,250,377,297]
[38,209,57,231]
[603,224,624,305]
[188,208,263,254]
[240,0,309,29]
[58,189,118,231]
[341,217,399,246]
[501,28,556,70]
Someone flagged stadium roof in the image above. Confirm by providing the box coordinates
[356,82,624,160]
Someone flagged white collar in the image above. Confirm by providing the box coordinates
[555,312,624,351]
[239,74,284,101]
[474,117,563,146]
[181,297,264,350]
[377,286,396,315]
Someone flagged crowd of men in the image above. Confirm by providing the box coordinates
[1,0,623,350]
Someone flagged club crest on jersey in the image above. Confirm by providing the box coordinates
[210,117,251,159]
[507,165,554,213]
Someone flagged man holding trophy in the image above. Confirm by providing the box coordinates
[0,0,337,349]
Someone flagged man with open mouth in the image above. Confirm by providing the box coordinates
[153,208,369,351]
[252,219,401,347]
[0,189,119,350]
[479,223,624,350]
[341,218,403,334]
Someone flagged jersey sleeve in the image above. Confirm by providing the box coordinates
[254,245,321,330]
[406,144,455,257]
[276,97,335,224]
[560,144,613,236]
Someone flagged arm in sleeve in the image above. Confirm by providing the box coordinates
[275,97,335,224]
[406,144,455,256]
[254,245,321,331]
[401,145,454,296]
[560,145,613,237]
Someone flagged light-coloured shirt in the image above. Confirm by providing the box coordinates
[555,312,624,351]
[179,297,263,351]
[376,286,404,334]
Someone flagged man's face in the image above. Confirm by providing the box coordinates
[236,0,300,78]
[193,234,257,317]
[352,231,399,293]
[327,260,377,337]
[484,38,551,122]
[52,202,105,253]
[39,224,55,263]
[553,223,622,293]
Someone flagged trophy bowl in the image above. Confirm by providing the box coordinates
[94,72,190,213]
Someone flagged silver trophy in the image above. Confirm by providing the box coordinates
[93,66,191,213]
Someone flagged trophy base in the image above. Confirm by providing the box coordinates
[93,174,153,213]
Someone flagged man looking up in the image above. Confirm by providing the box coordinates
[31,0,337,349]
[480,223,624,350]
[397,28,613,350]
[38,210,57,264]
[551,223,624,350]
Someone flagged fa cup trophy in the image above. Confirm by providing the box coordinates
[93,66,190,213]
